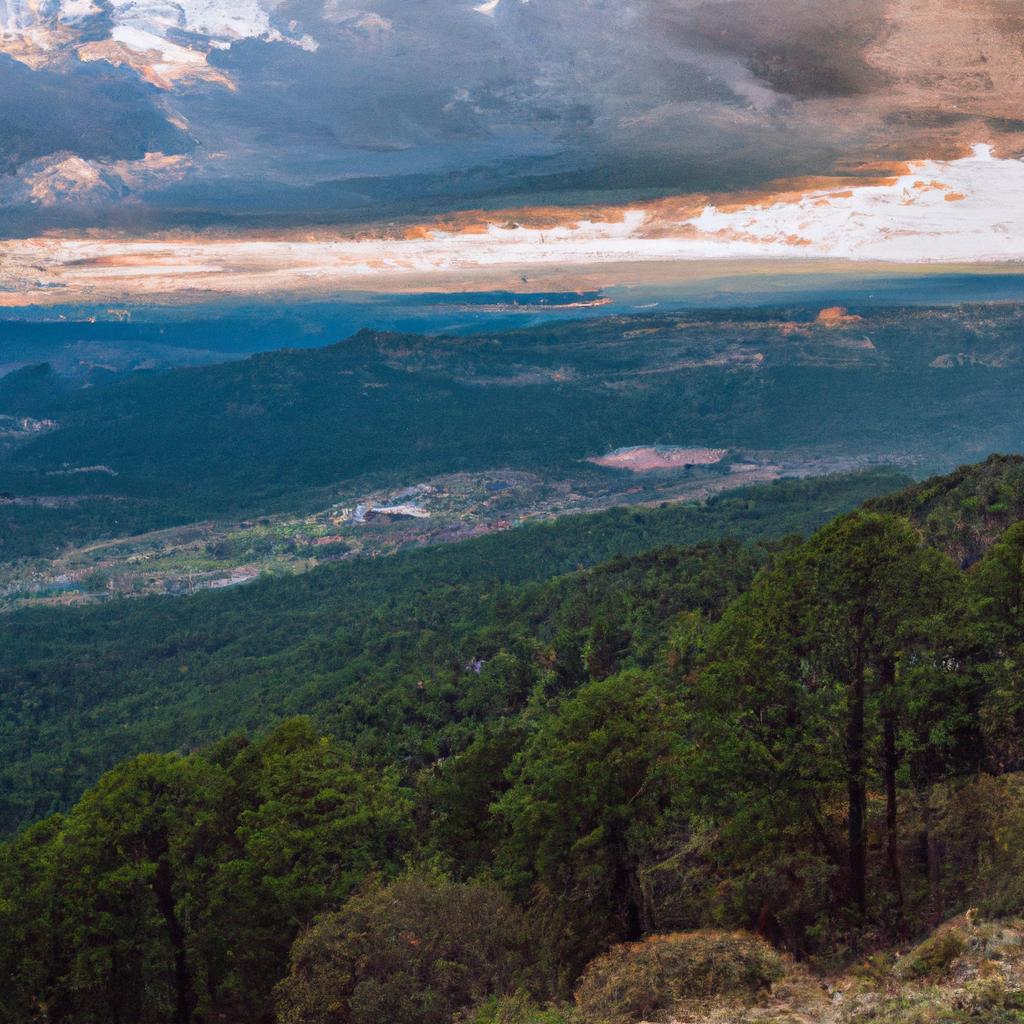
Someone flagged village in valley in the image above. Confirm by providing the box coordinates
[0,449,825,609]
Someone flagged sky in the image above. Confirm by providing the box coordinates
[2,0,1024,301]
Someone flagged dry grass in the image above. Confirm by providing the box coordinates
[568,917,1024,1023]
[574,931,791,1024]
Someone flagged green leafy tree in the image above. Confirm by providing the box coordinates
[689,512,962,941]
[422,719,527,877]
[0,721,412,1024]
[0,752,228,1024]
[686,552,845,949]
[970,522,1024,771]
[801,512,961,924]
[202,719,413,1020]
[495,670,686,973]
[0,815,66,1024]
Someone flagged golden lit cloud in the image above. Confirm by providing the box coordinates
[3,143,1024,306]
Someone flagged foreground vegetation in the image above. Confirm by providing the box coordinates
[7,456,1024,1022]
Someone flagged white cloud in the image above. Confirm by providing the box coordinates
[4,150,192,207]
[0,0,318,88]
[9,143,1024,305]
[677,144,1024,262]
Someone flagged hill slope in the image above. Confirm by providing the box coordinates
[0,470,903,832]
[7,304,1024,559]
[6,455,1024,1024]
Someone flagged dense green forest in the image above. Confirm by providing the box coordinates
[6,305,1024,558]
[0,469,905,832]
[7,456,1024,1023]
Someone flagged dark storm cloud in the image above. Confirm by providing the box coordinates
[3,0,1024,230]
[0,55,191,175]
[159,0,838,217]
[681,0,890,99]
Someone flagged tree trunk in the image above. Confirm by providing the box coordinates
[109,948,123,1024]
[880,657,905,931]
[846,632,867,919]
[153,856,197,1024]
[922,794,945,926]
[610,839,646,942]
[146,831,198,1024]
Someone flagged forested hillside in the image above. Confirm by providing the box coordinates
[0,470,902,832]
[6,456,1024,1023]
[6,305,1024,559]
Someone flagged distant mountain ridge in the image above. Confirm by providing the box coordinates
[5,306,1024,561]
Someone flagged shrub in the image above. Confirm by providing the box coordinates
[465,992,575,1024]
[895,924,968,980]
[573,931,786,1024]
[274,870,530,1024]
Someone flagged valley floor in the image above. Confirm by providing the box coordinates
[0,453,898,609]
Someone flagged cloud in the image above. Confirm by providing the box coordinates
[6,150,192,207]
[2,0,1024,234]
[0,0,318,91]
[0,55,191,174]
[320,4,392,38]
[6,143,1024,308]
[2,143,1024,303]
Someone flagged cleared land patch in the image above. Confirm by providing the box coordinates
[589,445,729,471]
